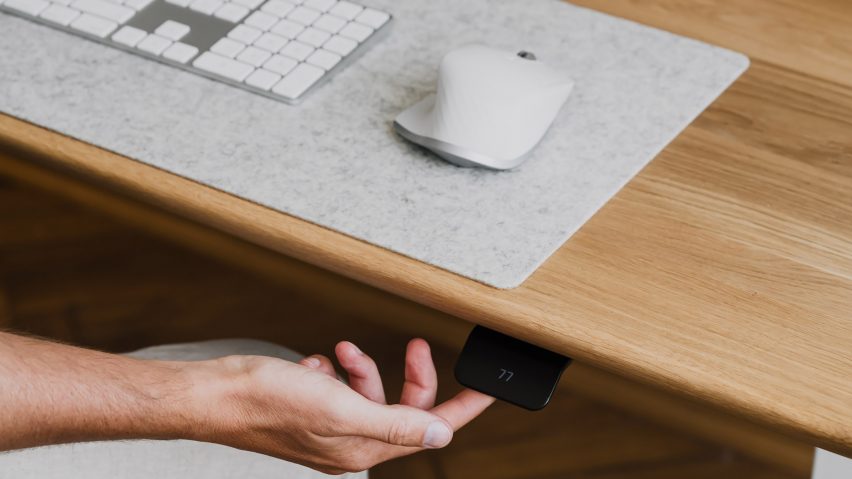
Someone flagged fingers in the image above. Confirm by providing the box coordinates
[335,341,386,404]
[430,389,495,431]
[400,339,438,409]
[299,355,336,377]
[317,340,489,456]
[341,399,453,449]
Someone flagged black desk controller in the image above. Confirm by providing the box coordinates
[455,326,572,410]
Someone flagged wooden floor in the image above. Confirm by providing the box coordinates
[0,176,801,478]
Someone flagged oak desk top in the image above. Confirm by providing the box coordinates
[1,0,850,456]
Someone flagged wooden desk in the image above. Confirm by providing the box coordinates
[1,0,850,458]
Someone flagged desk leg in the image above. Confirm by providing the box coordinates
[812,449,852,478]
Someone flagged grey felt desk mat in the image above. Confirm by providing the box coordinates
[0,0,748,288]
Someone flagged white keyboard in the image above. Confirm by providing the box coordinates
[0,0,391,104]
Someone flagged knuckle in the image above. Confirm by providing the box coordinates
[240,356,280,380]
[362,354,378,369]
[213,354,250,372]
[385,417,412,445]
[348,356,377,378]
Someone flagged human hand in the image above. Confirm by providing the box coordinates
[186,339,494,474]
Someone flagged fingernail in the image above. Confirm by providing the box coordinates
[423,422,452,448]
[303,357,321,368]
[348,342,364,356]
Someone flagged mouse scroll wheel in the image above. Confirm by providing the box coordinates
[517,51,537,60]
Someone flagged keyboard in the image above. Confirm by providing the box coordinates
[0,0,391,104]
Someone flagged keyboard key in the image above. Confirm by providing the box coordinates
[287,6,320,25]
[231,0,262,8]
[272,62,324,99]
[155,20,190,41]
[111,25,147,46]
[313,13,345,33]
[254,32,288,52]
[322,35,356,56]
[338,22,371,42]
[236,45,272,67]
[355,8,388,29]
[194,51,255,81]
[262,54,297,75]
[189,0,223,14]
[210,37,246,58]
[244,11,278,30]
[70,13,117,37]
[306,48,340,70]
[296,27,330,47]
[5,0,50,16]
[270,18,303,39]
[328,0,361,20]
[304,0,334,12]
[245,68,281,90]
[279,40,313,61]
[164,0,191,6]
[162,42,199,63]
[124,0,154,10]
[71,0,134,23]
[137,34,172,55]
[261,0,294,17]
[214,3,249,22]
[229,24,263,44]
[39,4,81,26]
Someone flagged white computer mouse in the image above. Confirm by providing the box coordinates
[394,44,574,170]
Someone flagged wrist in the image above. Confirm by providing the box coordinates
[175,356,252,444]
[116,358,207,442]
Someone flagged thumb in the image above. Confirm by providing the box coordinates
[345,401,454,449]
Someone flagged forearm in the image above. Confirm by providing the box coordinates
[0,333,492,472]
[0,332,199,451]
